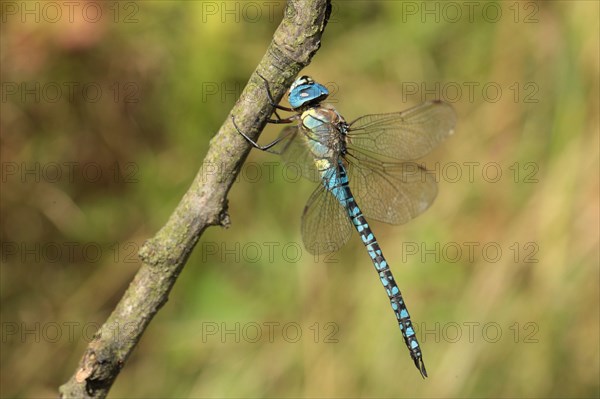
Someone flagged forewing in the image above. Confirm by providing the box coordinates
[345,149,438,225]
[301,182,353,255]
[348,101,456,161]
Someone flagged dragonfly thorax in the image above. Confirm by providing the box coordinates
[288,75,329,110]
[300,105,348,169]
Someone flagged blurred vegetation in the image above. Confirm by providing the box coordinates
[1,1,598,397]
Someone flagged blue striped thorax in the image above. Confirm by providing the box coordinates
[300,106,348,168]
[288,75,329,110]
[301,106,344,131]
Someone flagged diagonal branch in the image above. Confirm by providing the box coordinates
[59,1,331,397]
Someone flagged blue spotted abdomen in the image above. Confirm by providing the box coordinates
[321,162,428,377]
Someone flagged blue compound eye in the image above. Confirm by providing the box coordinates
[288,76,329,110]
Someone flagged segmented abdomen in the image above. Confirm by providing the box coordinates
[323,162,428,377]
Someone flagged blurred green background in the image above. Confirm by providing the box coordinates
[1,1,598,397]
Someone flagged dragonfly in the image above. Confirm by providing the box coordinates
[233,74,456,378]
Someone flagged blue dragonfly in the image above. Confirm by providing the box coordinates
[233,75,456,377]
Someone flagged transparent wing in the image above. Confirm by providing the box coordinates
[347,101,456,161]
[344,148,438,225]
[270,126,321,182]
[301,181,353,255]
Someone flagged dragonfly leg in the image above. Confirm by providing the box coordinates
[256,72,294,114]
[232,115,294,152]
[266,116,297,124]
[231,73,299,152]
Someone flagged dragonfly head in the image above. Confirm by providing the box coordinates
[288,76,329,110]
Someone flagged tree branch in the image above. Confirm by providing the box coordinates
[59,1,331,397]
